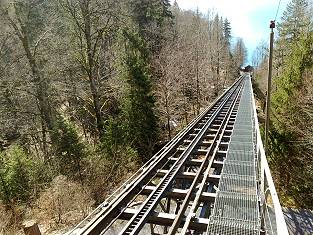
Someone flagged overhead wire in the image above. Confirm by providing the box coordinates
[274,0,282,22]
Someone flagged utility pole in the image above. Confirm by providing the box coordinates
[261,20,276,235]
[264,21,275,154]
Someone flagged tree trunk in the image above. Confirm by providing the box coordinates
[81,1,104,137]
[215,54,220,96]
[41,119,47,156]
[196,49,200,115]
[18,25,54,131]
[89,78,104,137]
[165,94,171,140]
[184,98,188,125]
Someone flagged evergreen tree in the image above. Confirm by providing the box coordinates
[252,0,313,208]
[222,18,234,82]
[278,0,310,42]
[51,118,86,183]
[233,38,247,68]
[276,0,311,69]
[0,146,31,204]
[173,0,179,9]
[268,0,313,207]
[208,14,225,96]
[127,0,173,54]
[0,155,11,206]
[121,30,159,162]
[271,31,313,207]
[223,18,232,46]
[272,34,312,133]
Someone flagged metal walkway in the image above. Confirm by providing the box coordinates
[207,76,259,234]
[70,75,288,235]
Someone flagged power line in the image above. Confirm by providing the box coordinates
[274,0,282,21]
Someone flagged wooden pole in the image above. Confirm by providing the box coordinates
[264,21,275,154]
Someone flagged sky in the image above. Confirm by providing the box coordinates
[171,0,289,64]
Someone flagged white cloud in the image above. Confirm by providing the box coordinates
[172,0,287,62]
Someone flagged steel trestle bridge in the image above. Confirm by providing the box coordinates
[70,75,288,235]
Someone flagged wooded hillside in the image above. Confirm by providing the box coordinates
[0,0,246,233]
[253,0,313,209]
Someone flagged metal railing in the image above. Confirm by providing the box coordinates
[70,75,288,235]
[250,77,289,235]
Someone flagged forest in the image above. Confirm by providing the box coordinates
[0,0,247,233]
[252,0,313,210]
[1,0,312,234]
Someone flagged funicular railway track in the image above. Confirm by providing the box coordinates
[72,75,251,235]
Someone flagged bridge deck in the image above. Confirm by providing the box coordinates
[207,76,259,234]
[69,75,288,235]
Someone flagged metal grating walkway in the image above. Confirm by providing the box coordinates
[71,75,289,235]
[207,78,260,235]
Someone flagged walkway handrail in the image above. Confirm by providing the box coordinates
[250,77,289,235]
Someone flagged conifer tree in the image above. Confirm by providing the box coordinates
[233,38,247,68]
[121,30,158,161]
[223,18,232,46]
[0,146,31,204]
[128,0,173,54]
[267,0,313,207]
[51,118,86,183]
[278,0,310,42]
[276,0,310,69]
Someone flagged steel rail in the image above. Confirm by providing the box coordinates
[99,150,179,235]
[99,132,212,235]
[177,77,244,235]
[118,78,245,235]
[68,96,224,235]
[78,101,222,235]
[79,93,229,235]
[75,76,244,235]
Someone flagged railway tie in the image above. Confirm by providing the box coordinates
[69,74,288,235]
